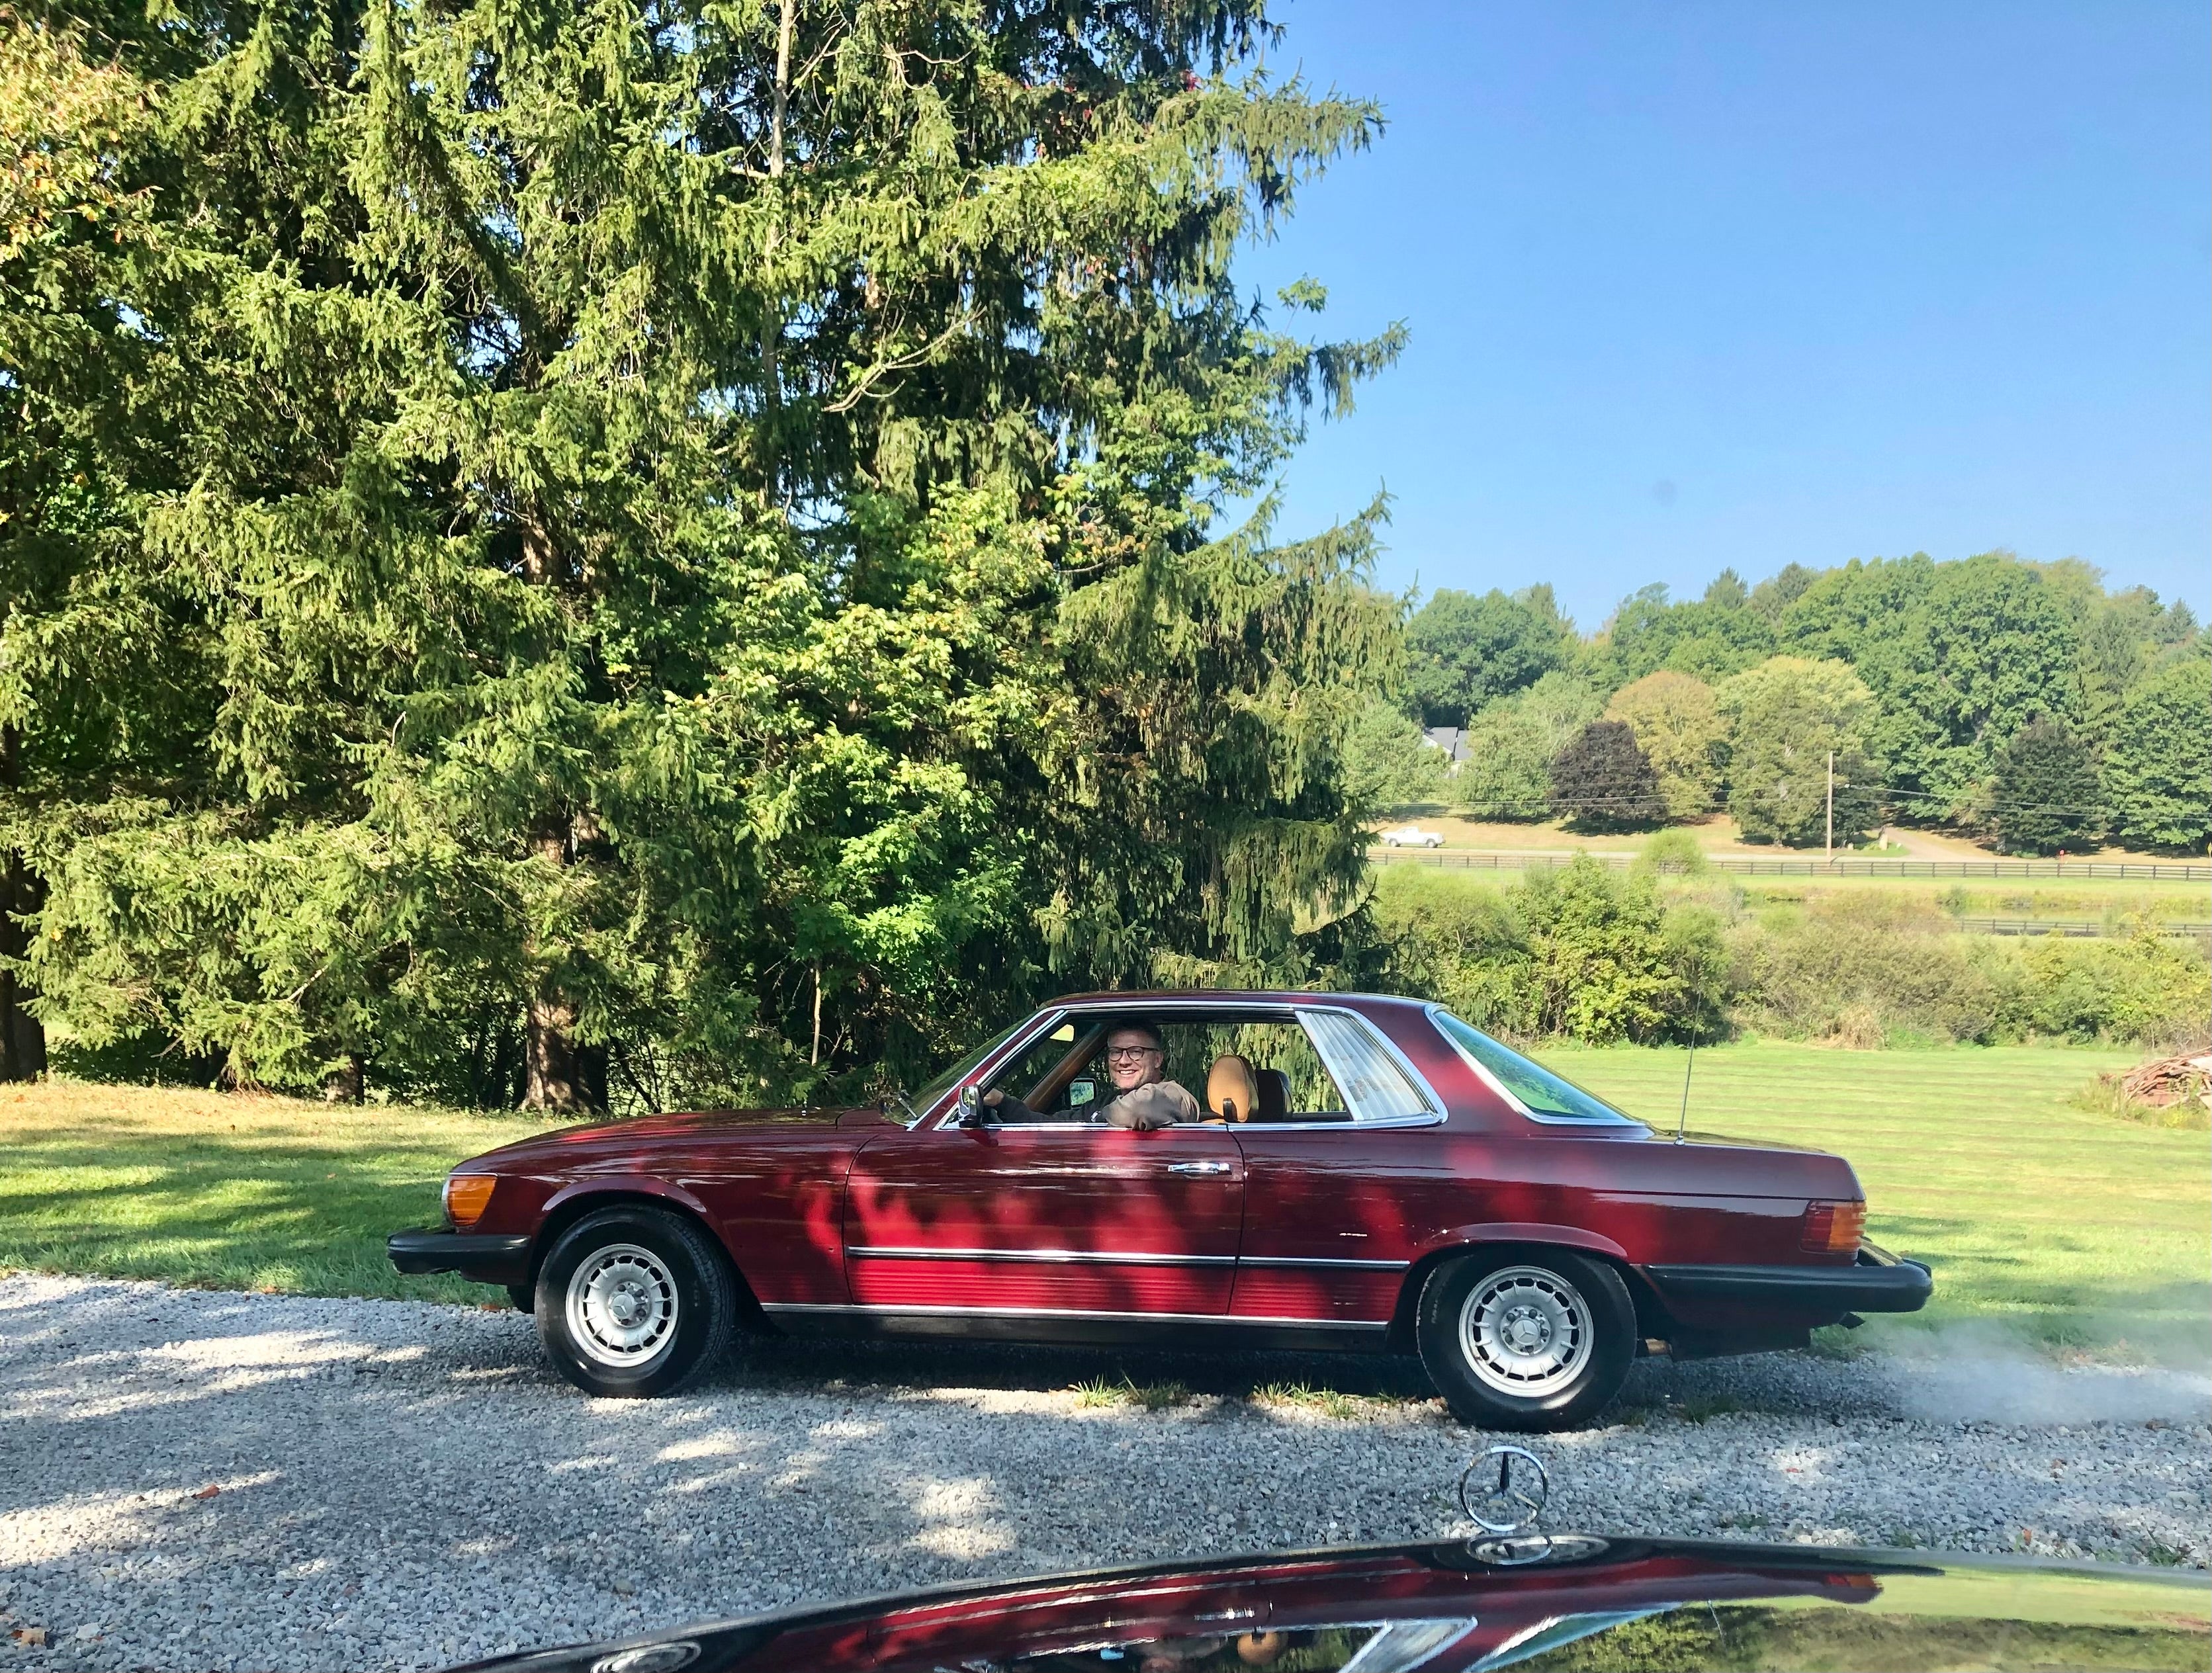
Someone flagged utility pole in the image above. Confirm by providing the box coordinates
[1825,750,1835,862]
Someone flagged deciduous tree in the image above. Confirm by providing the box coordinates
[1604,671,1727,821]
[1548,720,1665,833]
[2101,658,2212,853]
[1403,584,1573,726]
[1718,657,1880,847]
[1451,673,1599,822]
[1782,552,2078,818]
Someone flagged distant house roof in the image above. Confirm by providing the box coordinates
[1421,725,1471,763]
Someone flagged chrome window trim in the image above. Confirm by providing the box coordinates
[1227,1112,1446,1133]
[848,1245,1235,1267]
[1424,1004,1647,1129]
[760,1301,1388,1330]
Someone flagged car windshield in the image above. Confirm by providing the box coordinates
[904,1016,1036,1121]
[1431,1009,1636,1123]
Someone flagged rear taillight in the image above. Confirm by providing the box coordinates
[1801,1199,1865,1254]
[443,1174,496,1229]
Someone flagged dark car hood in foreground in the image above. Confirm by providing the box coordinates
[449,1534,2208,1673]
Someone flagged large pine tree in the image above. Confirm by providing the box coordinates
[4,1,1403,1103]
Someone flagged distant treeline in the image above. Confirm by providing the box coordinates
[1349,554,2209,857]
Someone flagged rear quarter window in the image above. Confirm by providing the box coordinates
[1431,1009,1640,1125]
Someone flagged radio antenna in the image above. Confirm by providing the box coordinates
[1675,957,1702,1144]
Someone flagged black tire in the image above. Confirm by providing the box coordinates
[1415,1248,1635,1432]
[534,1205,735,1398]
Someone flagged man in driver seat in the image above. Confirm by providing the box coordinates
[984,1020,1201,1129]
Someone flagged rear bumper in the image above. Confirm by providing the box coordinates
[1642,1249,1933,1320]
[387,1228,531,1285]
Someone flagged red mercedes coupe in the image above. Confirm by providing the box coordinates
[390,992,1929,1429]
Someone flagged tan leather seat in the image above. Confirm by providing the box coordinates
[1206,1054,1259,1123]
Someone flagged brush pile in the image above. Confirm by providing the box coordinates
[2115,1051,2212,1109]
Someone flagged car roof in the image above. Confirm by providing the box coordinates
[1046,990,1429,1012]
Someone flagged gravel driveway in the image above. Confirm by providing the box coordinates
[2,1273,2205,1672]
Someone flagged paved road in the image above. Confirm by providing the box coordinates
[1,1275,2205,1672]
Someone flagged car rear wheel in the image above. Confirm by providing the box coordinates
[535,1205,735,1398]
[1416,1250,1634,1431]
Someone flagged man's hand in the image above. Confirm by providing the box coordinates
[981,1088,1004,1107]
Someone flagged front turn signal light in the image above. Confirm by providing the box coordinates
[444,1174,496,1229]
[1801,1199,1865,1254]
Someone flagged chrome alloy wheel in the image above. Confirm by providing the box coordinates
[566,1243,680,1368]
[1456,1264,1593,1397]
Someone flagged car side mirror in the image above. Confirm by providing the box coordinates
[955,1085,993,1127]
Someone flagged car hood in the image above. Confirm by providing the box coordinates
[467,1104,895,1165]
[447,1534,2207,1672]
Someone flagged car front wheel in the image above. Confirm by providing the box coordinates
[535,1205,736,1398]
[1416,1250,1634,1431]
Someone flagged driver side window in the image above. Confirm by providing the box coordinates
[984,1016,1356,1125]
[983,1019,1108,1121]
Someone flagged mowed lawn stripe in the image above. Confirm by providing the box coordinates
[1544,1042,2208,1348]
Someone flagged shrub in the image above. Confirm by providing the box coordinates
[1635,829,1708,877]
[1998,933,2210,1045]
[1728,896,1996,1046]
[1728,899,2208,1047]
[1368,856,1720,1044]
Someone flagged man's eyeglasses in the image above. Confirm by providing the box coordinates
[1104,1045,1161,1061]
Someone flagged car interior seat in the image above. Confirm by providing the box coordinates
[1253,1067,1290,1122]
[1205,1054,1259,1123]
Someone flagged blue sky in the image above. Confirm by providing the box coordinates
[1232,1,2211,631]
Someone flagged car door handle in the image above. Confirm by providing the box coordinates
[1165,1160,1233,1176]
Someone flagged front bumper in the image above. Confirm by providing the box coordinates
[1642,1247,1933,1320]
[387,1228,532,1285]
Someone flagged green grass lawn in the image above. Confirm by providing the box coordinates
[1544,1040,2211,1358]
[0,1080,552,1303]
[5,1049,2207,1360]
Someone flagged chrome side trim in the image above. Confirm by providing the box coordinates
[1233,1113,1446,1132]
[846,1245,1235,1267]
[1238,1255,1411,1271]
[760,1301,1388,1330]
